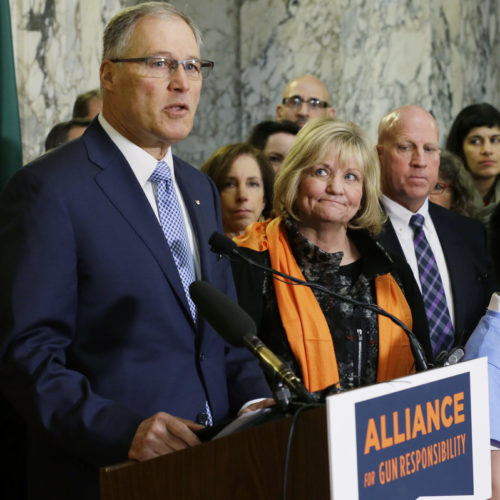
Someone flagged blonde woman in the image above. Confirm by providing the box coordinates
[232,118,432,394]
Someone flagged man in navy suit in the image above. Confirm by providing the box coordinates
[376,105,496,355]
[0,3,270,499]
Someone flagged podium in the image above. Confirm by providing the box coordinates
[101,360,491,500]
[100,406,329,500]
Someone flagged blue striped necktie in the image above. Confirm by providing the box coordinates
[409,214,454,356]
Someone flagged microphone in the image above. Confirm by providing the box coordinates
[444,347,465,365]
[434,346,465,366]
[209,232,239,257]
[209,231,429,372]
[189,280,317,404]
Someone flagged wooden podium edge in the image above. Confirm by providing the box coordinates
[100,405,329,500]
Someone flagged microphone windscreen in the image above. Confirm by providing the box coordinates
[446,347,465,365]
[189,280,256,347]
[209,232,237,255]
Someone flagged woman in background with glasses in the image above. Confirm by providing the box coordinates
[429,151,482,218]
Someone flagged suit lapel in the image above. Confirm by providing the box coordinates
[379,218,405,257]
[173,157,214,283]
[84,123,193,322]
[428,203,463,325]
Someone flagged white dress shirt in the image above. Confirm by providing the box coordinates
[98,114,201,278]
[381,195,455,327]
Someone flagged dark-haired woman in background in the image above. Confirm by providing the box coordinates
[201,143,275,238]
[247,120,300,172]
[446,103,500,222]
[429,151,482,218]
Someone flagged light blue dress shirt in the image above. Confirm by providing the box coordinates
[464,293,500,447]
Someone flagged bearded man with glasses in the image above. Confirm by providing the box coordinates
[276,74,336,127]
[0,3,271,499]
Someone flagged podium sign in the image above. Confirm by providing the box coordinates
[326,359,491,499]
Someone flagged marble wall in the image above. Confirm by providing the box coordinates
[9,0,500,167]
[9,0,124,162]
[240,0,500,144]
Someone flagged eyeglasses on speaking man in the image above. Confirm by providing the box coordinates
[110,56,214,80]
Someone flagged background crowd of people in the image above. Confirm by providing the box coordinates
[1,1,500,499]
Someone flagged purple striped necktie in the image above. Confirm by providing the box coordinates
[409,214,454,356]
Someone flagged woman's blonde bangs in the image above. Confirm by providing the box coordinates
[273,118,385,232]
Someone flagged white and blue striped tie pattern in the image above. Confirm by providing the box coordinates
[150,160,197,321]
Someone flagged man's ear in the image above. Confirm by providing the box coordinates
[376,144,384,164]
[276,104,284,121]
[100,60,115,91]
[327,107,336,120]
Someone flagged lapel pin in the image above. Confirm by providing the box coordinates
[195,200,200,205]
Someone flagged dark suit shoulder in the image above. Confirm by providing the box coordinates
[428,202,485,235]
[12,123,110,194]
[428,202,498,342]
[24,139,91,176]
[172,154,198,172]
[173,153,219,191]
[428,202,490,269]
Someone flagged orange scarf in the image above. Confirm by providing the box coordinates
[235,218,415,392]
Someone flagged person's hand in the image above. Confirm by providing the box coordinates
[128,412,204,461]
[238,398,275,416]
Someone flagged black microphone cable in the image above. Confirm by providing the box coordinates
[282,403,317,500]
[209,232,429,372]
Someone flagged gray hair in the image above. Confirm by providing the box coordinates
[103,2,202,60]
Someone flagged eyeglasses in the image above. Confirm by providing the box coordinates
[110,56,214,80]
[282,95,330,110]
[431,182,454,194]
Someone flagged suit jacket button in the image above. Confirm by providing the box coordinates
[196,412,210,425]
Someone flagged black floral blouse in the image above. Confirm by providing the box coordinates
[260,216,379,391]
[232,216,432,396]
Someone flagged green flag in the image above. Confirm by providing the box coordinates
[0,2,22,191]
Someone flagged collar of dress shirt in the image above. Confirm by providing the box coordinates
[98,113,175,187]
[489,292,500,312]
[97,114,201,278]
[381,194,455,325]
[381,194,430,229]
